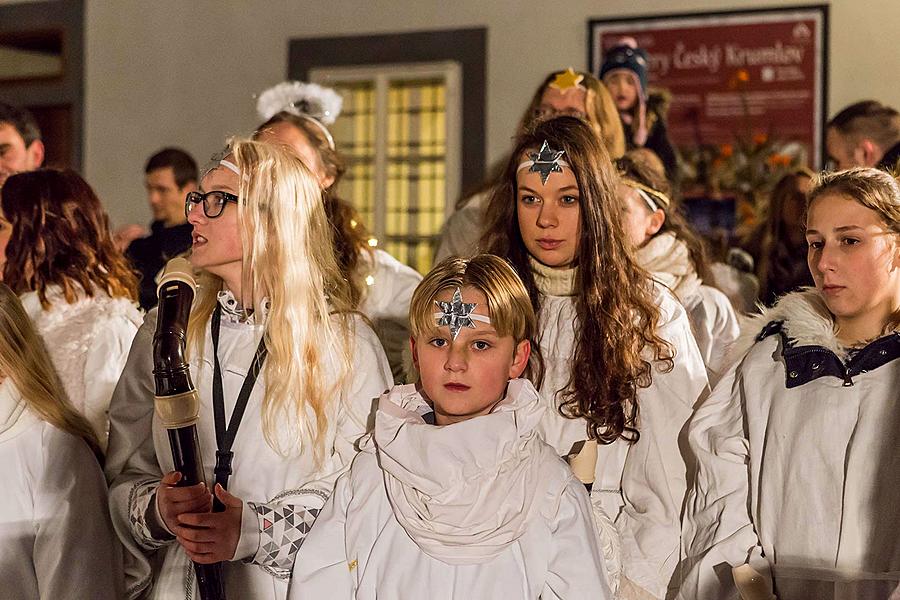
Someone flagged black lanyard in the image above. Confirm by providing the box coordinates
[210,304,268,500]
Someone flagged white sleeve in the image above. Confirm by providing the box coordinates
[104,311,169,599]
[34,429,124,600]
[363,250,422,383]
[677,359,771,600]
[543,478,614,600]
[699,287,741,385]
[433,197,485,263]
[618,290,709,599]
[82,314,140,450]
[288,471,354,599]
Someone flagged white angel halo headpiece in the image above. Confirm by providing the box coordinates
[255,81,343,150]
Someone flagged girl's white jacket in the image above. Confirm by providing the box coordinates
[358,249,422,383]
[20,285,142,451]
[0,378,122,599]
[679,289,900,599]
[105,294,392,600]
[289,380,612,600]
[534,280,708,600]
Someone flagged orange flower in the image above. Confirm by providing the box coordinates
[753,133,768,146]
[736,69,750,82]
[766,153,791,168]
[719,144,734,158]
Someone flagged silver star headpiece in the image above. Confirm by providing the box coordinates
[433,287,491,340]
[516,140,570,184]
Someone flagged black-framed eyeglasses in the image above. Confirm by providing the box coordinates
[185,190,239,219]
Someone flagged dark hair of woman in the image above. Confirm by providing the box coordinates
[481,116,673,443]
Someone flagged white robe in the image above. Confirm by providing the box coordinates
[0,379,122,599]
[535,284,708,599]
[679,290,900,600]
[20,286,142,451]
[682,286,740,385]
[358,249,422,383]
[289,380,612,600]
[106,297,392,600]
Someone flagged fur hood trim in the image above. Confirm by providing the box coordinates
[729,287,846,363]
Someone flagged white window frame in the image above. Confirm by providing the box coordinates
[310,61,462,243]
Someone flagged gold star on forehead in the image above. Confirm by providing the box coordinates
[549,68,585,94]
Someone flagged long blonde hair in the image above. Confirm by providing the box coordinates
[187,139,355,461]
[0,283,102,462]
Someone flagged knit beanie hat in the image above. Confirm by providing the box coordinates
[599,42,649,98]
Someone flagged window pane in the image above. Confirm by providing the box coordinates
[386,78,447,273]
[329,82,376,232]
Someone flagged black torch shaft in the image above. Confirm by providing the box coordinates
[154,262,226,600]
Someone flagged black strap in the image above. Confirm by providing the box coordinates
[210,304,268,498]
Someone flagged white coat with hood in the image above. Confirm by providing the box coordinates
[529,259,709,600]
[20,285,142,450]
[289,379,612,600]
[679,289,900,600]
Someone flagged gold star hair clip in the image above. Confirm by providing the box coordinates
[549,68,585,94]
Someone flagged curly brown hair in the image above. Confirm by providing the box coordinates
[256,112,374,307]
[481,116,673,444]
[2,169,138,309]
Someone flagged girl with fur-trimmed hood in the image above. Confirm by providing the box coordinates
[679,168,900,599]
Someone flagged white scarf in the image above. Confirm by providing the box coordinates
[373,379,568,565]
[529,256,577,297]
[635,232,702,303]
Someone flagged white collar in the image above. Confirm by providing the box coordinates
[216,289,271,325]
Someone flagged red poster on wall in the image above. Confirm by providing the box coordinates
[590,6,828,174]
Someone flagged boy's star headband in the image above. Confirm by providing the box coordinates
[517,140,570,185]
[256,81,342,150]
[433,287,491,340]
[548,68,585,94]
[620,177,671,211]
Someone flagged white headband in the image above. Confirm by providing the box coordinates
[218,159,240,176]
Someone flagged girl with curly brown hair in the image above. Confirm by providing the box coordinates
[481,116,707,600]
[2,168,142,451]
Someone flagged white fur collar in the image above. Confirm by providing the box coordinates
[731,288,847,362]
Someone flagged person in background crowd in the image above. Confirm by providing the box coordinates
[616,149,739,383]
[121,148,198,310]
[600,38,679,185]
[255,81,421,382]
[826,100,900,171]
[0,282,122,599]
[681,167,900,599]
[0,103,44,276]
[434,68,625,263]
[2,169,141,451]
[743,168,816,305]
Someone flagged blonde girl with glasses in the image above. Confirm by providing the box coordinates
[106,139,392,599]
